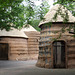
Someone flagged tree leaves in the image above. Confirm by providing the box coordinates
[54,0,75,37]
[0,0,50,31]
[0,0,25,31]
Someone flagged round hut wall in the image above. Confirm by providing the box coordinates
[0,37,28,60]
[36,23,75,69]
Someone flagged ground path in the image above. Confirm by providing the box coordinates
[0,60,75,75]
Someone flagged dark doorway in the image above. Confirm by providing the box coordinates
[53,41,65,68]
[0,43,9,60]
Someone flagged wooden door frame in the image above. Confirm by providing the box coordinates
[51,40,67,68]
[0,43,9,60]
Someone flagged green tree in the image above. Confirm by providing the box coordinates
[35,0,50,20]
[24,0,50,31]
[24,0,35,24]
[0,0,50,31]
[31,0,50,31]
[0,0,26,31]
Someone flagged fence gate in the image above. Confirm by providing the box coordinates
[0,43,9,60]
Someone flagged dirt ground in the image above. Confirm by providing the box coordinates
[0,60,75,75]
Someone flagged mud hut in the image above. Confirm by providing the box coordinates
[0,25,40,60]
[23,25,40,60]
[36,4,75,69]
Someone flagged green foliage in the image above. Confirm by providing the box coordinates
[53,0,75,17]
[0,0,50,31]
[0,0,26,31]
[53,4,69,23]
[61,27,65,33]
[24,0,35,24]
[30,19,41,31]
[53,0,75,37]
[23,0,50,31]
[38,0,50,20]
[52,33,62,41]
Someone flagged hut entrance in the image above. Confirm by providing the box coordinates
[0,43,9,60]
[53,41,66,68]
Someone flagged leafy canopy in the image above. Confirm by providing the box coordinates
[0,0,50,31]
[0,0,27,31]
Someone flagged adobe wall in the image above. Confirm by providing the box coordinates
[36,23,75,69]
[27,38,39,60]
[25,31,40,60]
[0,37,28,60]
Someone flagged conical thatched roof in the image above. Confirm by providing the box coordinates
[0,28,28,38]
[22,25,37,32]
[39,4,75,26]
[0,25,38,38]
[22,25,40,38]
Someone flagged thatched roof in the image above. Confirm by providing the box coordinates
[0,28,28,38]
[39,4,75,26]
[0,25,38,38]
[22,25,37,32]
[22,25,40,38]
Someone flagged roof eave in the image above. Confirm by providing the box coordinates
[39,21,75,27]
